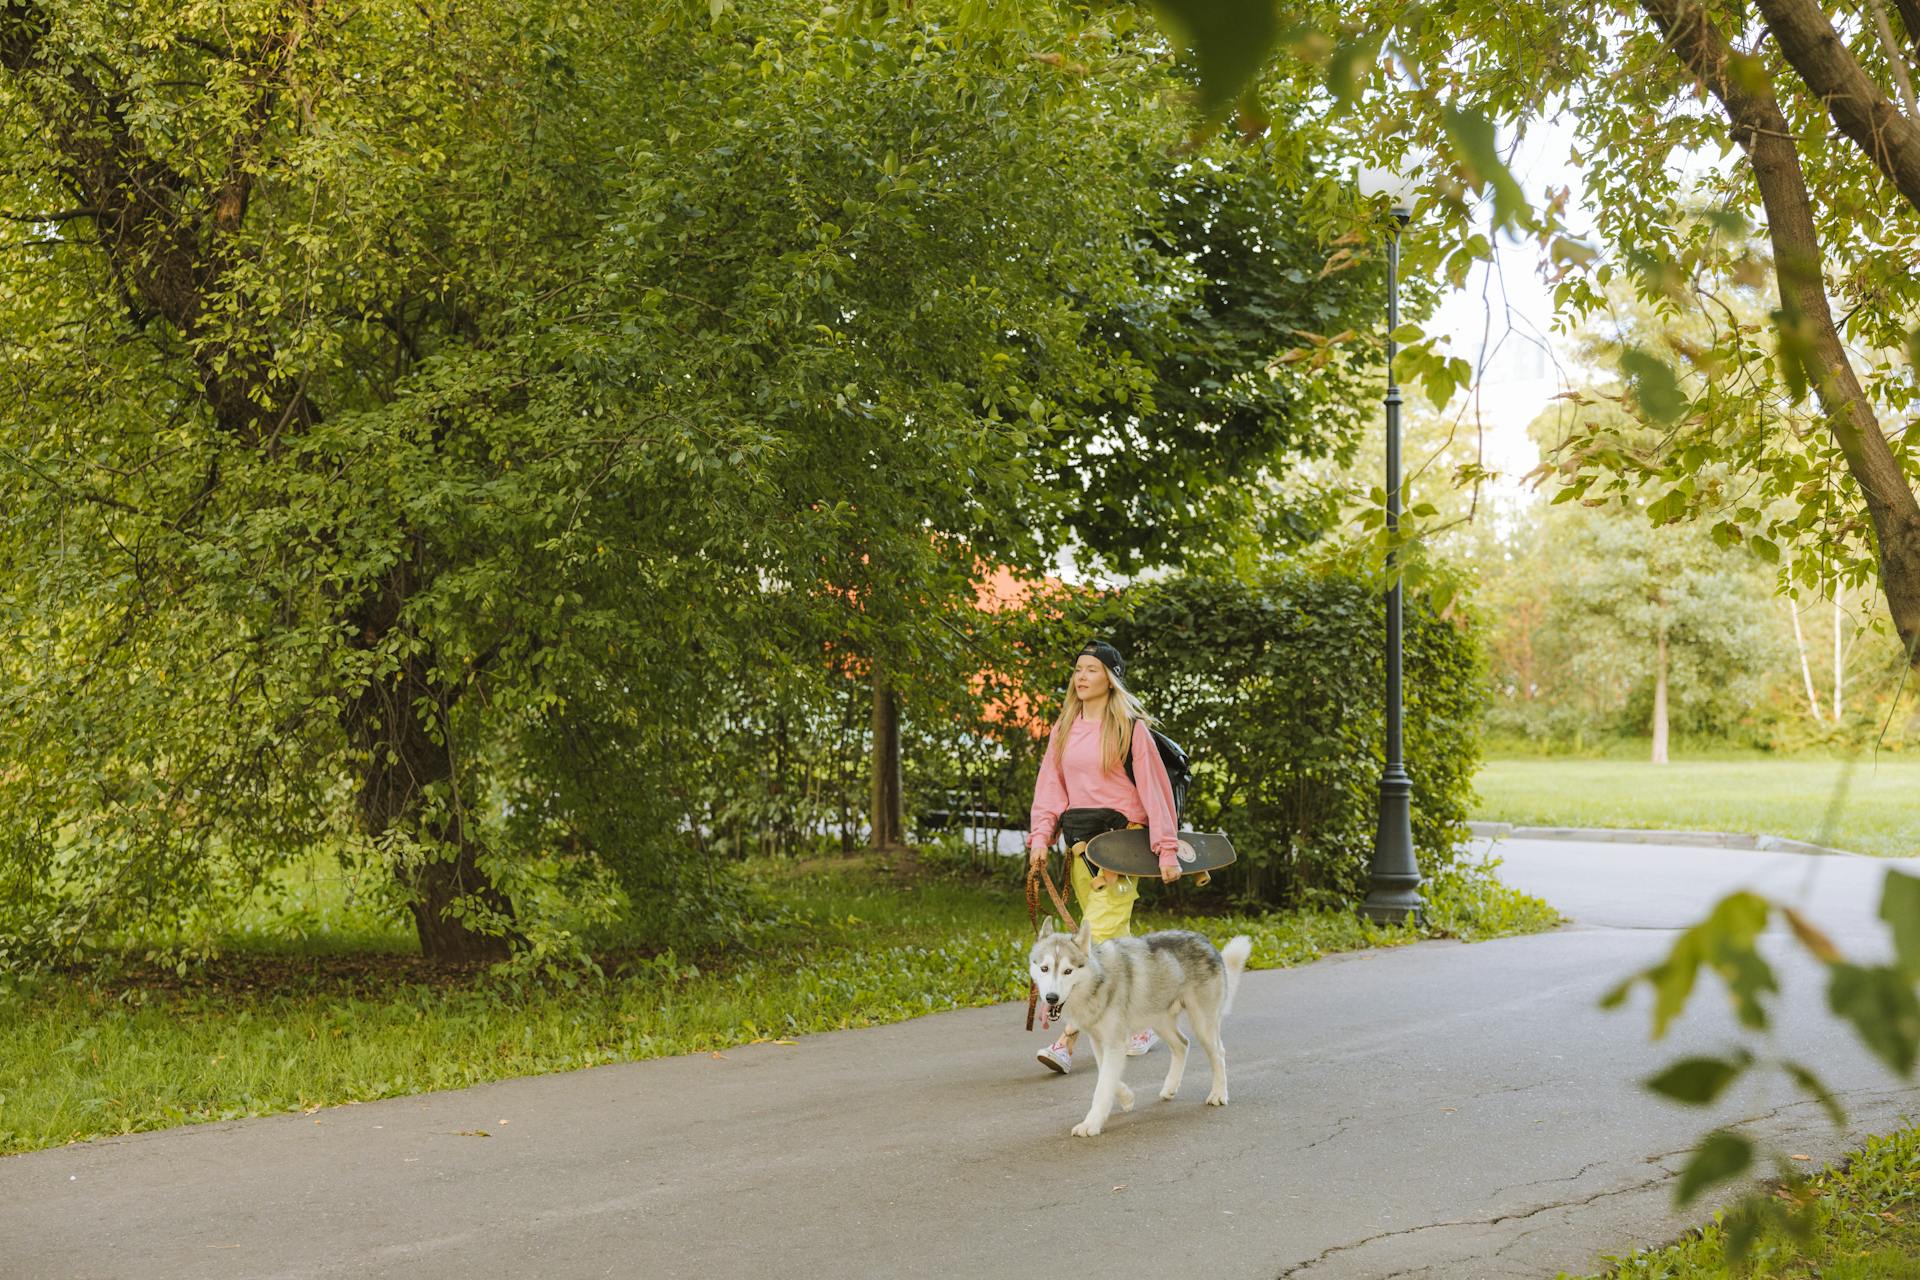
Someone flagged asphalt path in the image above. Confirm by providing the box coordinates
[6,838,1919,1279]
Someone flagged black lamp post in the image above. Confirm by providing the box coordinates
[1356,167,1424,926]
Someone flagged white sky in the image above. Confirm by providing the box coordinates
[1421,116,1591,506]
[1419,116,1734,512]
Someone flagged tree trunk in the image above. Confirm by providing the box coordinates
[837,680,856,854]
[1833,596,1845,721]
[869,669,906,850]
[1651,618,1671,765]
[1790,600,1824,721]
[345,564,516,962]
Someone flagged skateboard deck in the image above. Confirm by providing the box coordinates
[1082,827,1237,878]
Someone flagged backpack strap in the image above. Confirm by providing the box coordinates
[1123,721,1181,826]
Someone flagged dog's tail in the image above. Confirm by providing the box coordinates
[1219,935,1253,1016]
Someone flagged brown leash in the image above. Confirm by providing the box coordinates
[1023,846,1078,1031]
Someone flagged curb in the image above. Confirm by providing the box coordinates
[1467,821,1857,858]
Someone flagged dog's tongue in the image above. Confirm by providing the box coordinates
[1039,1007,1052,1030]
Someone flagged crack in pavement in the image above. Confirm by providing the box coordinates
[1492,1158,1607,1198]
[1279,1083,1920,1280]
[1272,1172,1678,1278]
[1298,1114,1361,1153]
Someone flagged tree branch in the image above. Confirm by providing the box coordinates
[0,208,101,222]
[1894,0,1920,58]
[1867,0,1920,119]
[1754,0,1920,208]
[1,0,322,446]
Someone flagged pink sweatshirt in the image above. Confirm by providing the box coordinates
[1028,717,1181,870]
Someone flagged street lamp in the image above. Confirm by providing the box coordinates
[1356,165,1424,926]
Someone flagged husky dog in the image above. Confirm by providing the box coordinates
[1028,918,1253,1137]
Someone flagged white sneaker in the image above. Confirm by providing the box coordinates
[1127,1029,1160,1057]
[1036,1036,1073,1074]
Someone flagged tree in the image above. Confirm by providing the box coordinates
[1132,0,1920,668]
[1506,500,1778,759]
[0,0,1206,962]
[1041,127,1409,571]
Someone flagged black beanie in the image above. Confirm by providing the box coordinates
[1077,641,1126,681]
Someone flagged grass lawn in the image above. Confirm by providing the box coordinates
[0,852,1557,1156]
[1474,757,1920,857]
[1568,1125,1920,1279]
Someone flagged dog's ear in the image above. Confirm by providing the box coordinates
[1039,917,1055,938]
[1072,918,1091,951]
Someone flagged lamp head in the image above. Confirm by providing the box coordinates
[1357,165,1419,220]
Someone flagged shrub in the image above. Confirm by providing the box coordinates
[1109,562,1486,910]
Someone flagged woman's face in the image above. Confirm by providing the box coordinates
[1072,656,1111,702]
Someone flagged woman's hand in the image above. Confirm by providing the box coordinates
[1160,863,1181,884]
[1029,845,1048,873]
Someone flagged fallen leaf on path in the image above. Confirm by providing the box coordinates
[1790,1154,1812,1161]
[774,1039,797,1046]
[455,1130,490,1138]
[1112,1185,1127,1192]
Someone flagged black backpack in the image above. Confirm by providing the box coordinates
[1124,726,1191,826]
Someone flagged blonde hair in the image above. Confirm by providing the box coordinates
[1048,666,1156,775]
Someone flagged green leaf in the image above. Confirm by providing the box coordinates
[1549,235,1598,267]
[1619,346,1687,425]
[1148,0,1283,117]
[1663,891,1773,1036]
[1703,207,1750,238]
[1327,32,1384,109]
[1828,963,1920,1076]
[1722,1198,1796,1267]
[1645,1053,1747,1106]
[1440,106,1529,230]
[1775,315,1820,402]
[1780,1060,1847,1128]
[1880,871,1920,980]
[1675,1131,1752,1206]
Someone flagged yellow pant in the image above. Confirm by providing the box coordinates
[1069,846,1140,945]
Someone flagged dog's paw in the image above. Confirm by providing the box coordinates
[1159,1085,1178,1102]
[1205,1090,1228,1107]
[1070,1120,1103,1137]
[1115,1083,1134,1112]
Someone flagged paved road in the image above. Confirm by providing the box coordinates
[7,839,1920,1279]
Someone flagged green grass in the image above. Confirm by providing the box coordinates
[1568,1125,1920,1279]
[1474,757,1920,857]
[0,854,1558,1156]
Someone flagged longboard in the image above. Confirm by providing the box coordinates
[1082,827,1237,878]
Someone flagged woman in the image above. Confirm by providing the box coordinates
[1026,640,1181,1074]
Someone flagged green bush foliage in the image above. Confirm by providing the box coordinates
[1109,562,1487,909]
